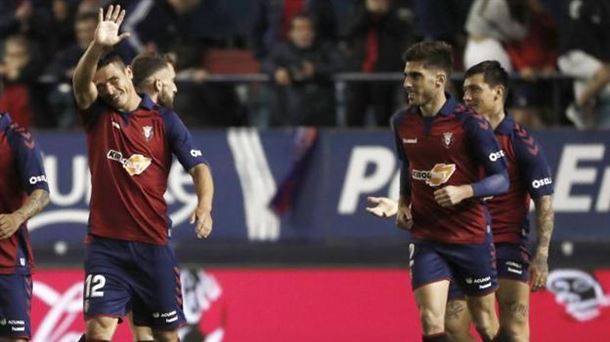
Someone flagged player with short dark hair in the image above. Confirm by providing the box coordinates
[393,41,509,342]
[72,5,214,342]
[0,112,50,342]
[369,60,554,342]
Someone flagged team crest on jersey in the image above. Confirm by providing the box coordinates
[106,149,152,176]
[442,132,453,148]
[412,163,456,187]
[142,125,154,141]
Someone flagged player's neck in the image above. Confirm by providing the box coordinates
[485,108,506,130]
[420,91,446,117]
[122,92,142,113]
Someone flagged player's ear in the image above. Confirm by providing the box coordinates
[494,85,505,101]
[436,71,447,87]
[154,79,162,93]
[125,65,133,80]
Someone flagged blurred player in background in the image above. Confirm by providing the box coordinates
[72,5,214,342]
[369,60,555,342]
[127,52,219,342]
[392,41,509,342]
[0,112,50,341]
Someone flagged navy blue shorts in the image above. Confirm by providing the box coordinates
[448,242,529,300]
[410,229,498,297]
[84,236,186,330]
[0,273,32,338]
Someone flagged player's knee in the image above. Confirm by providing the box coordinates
[419,307,445,334]
[85,316,118,339]
[499,300,529,342]
[152,329,179,342]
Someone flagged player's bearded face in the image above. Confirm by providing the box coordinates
[155,66,178,108]
[403,62,438,106]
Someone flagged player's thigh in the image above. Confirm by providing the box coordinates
[445,234,498,297]
[130,243,186,331]
[127,310,154,341]
[0,274,32,341]
[497,279,530,327]
[83,241,132,320]
[409,240,453,292]
[413,279,450,333]
[152,329,180,342]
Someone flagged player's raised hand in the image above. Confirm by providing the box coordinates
[366,196,398,218]
[94,5,130,48]
[529,253,549,292]
[190,207,213,239]
[0,213,25,239]
[396,201,413,230]
[434,185,472,207]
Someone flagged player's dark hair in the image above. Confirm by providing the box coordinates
[97,51,126,70]
[131,52,172,88]
[402,41,453,75]
[464,60,509,90]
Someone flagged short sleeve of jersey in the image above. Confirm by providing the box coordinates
[513,126,554,198]
[391,112,411,197]
[162,110,208,171]
[8,127,49,194]
[464,114,507,174]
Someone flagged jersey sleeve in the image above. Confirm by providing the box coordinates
[163,110,209,171]
[391,113,411,198]
[76,101,106,131]
[464,114,507,174]
[8,126,49,194]
[513,125,554,198]
[464,114,509,197]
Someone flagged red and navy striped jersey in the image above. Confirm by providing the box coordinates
[0,113,48,274]
[489,115,553,243]
[392,97,507,244]
[79,95,207,245]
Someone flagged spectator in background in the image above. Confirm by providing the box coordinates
[45,11,98,129]
[0,35,45,128]
[412,0,473,69]
[263,14,342,126]
[342,0,413,127]
[558,0,610,130]
[0,0,53,59]
[251,0,337,61]
[505,0,558,128]
[464,0,528,72]
[49,0,77,53]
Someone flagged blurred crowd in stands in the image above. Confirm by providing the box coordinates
[0,0,608,130]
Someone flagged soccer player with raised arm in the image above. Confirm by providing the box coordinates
[0,113,50,341]
[72,5,214,342]
[391,41,509,342]
[369,60,554,342]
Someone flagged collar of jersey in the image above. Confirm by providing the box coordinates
[495,112,515,135]
[414,92,457,117]
[117,94,156,116]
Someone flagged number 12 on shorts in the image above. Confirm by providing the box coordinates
[85,274,106,298]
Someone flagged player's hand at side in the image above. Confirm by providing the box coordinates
[366,196,398,218]
[0,213,25,239]
[94,5,130,48]
[396,200,413,230]
[434,185,472,207]
[529,253,549,292]
[190,207,213,239]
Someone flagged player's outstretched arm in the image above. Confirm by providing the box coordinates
[189,164,214,239]
[0,189,49,239]
[366,196,398,218]
[530,195,554,291]
[72,5,130,109]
